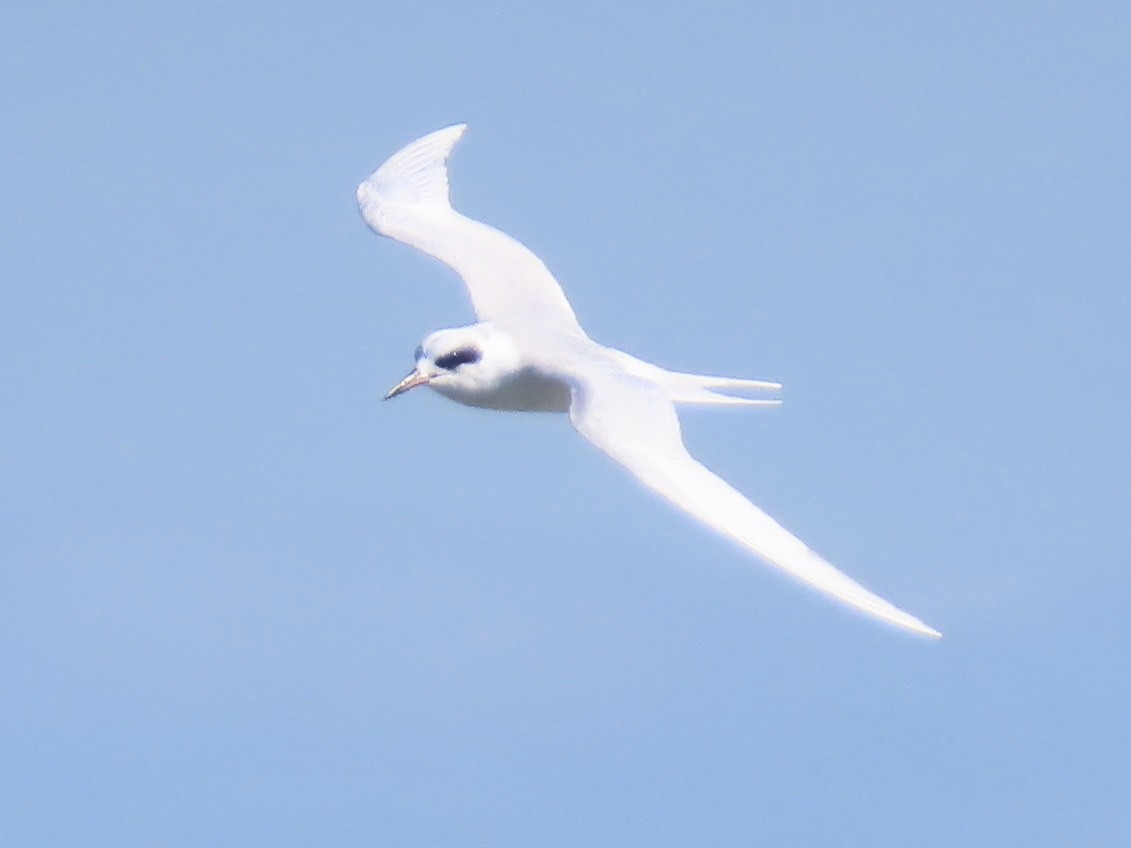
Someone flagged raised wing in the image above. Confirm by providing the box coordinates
[569,364,941,638]
[357,125,583,334]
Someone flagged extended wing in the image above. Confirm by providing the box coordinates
[357,125,583,334]
[568,364,941,638]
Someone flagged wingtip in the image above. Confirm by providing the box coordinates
[412,122,469,151]
[896,615,943,640]
[834,580,942,640]
[357,123,471,223]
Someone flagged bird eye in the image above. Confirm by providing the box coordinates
[434,347,481,370]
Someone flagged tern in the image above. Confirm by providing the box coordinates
[357,125,940,638]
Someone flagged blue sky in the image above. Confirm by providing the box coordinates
[3,2,1129,845]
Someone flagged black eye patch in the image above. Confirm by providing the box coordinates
[434,347,481,370]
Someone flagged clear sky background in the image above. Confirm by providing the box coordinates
[3,2,1129,846]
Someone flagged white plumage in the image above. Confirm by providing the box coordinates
[358,125,940,639]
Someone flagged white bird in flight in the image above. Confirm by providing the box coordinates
[357,125,940,638]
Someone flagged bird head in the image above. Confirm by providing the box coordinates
[384,322,521,402]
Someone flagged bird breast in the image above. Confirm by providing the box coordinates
[432,367,572,413]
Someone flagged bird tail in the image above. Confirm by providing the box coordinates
[357,124,467,224]
[605,348,782,407]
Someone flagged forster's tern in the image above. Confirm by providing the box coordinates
[358,125,940,638]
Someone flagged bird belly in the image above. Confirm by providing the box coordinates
[432,368,572,412]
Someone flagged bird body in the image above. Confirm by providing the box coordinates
[358,125,941,639]
[404,323,573,412]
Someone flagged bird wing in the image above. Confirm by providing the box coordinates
[567,362,941,638]
[357,124,584,334]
